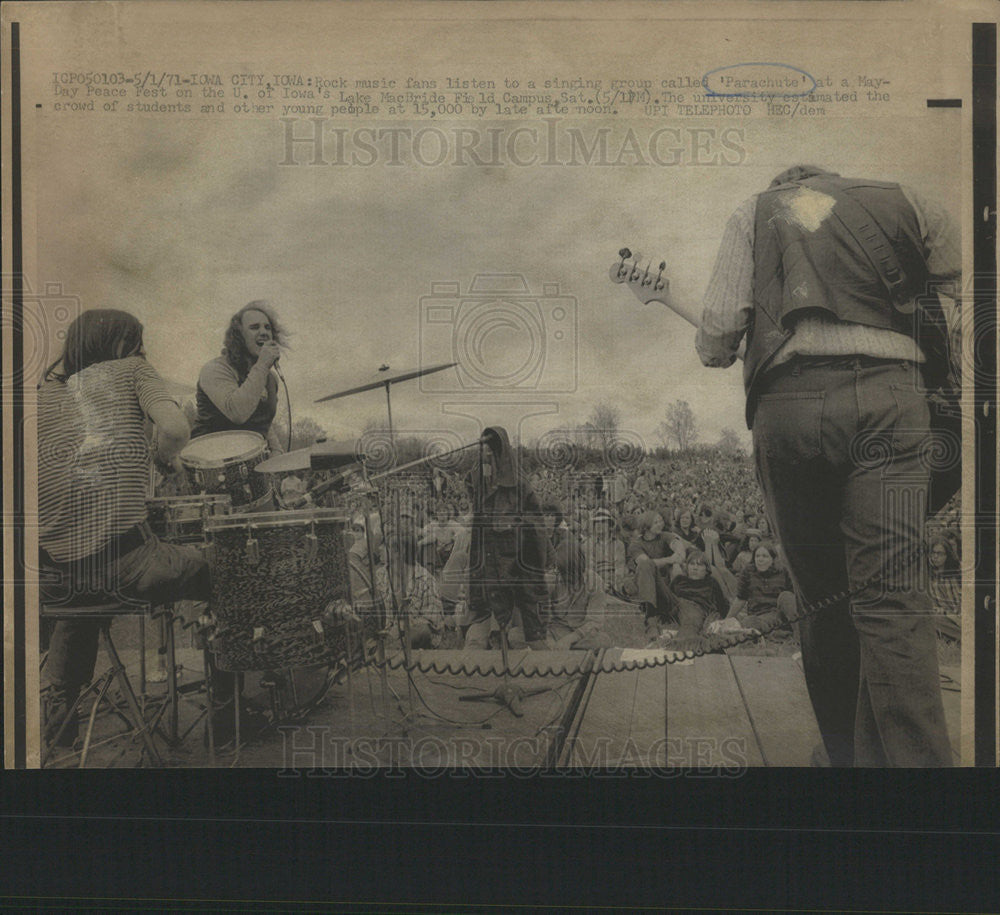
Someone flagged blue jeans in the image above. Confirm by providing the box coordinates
[43,535,210,702]
[753,358,951,767]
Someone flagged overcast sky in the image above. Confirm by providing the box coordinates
[30,9,961,453]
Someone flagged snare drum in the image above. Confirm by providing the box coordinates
[146,494,231,543]
[180,431,272,508]
[204,509,371,671]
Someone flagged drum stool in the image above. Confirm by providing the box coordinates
[41,595,163,768]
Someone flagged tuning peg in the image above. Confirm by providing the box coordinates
[641,260,652,286]
[654,261,667,291]
[628,252,642,282]
[616,248,631,278]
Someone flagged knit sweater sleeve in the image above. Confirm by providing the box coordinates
[198,357,272,425]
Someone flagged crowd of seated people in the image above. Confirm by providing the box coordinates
[293,448,964,652]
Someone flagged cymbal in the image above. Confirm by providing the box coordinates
[255,438,359,474]
[314,362,457,403]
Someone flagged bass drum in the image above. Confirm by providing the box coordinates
[203,509,374,672]
[180,430,272,509]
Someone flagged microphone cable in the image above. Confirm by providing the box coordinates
[274,362,292,453]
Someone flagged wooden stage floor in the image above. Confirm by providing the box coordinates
[44,645,962,768]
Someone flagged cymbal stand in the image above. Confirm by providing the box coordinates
[355,478,394,728]
[364,468,423,732]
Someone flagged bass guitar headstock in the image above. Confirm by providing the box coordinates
[608,247,670,306]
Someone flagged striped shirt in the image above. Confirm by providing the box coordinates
[38,357,177,562]
[697,185,962,368]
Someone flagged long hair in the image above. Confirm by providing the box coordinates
[222,300,286,379]
[43,309,144,383]
[928,536,960,574]
[674,507,696,538]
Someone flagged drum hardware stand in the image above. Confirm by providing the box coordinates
[375,479,437,734]
[375,627,395,726]
[397,598,420,733]
[342,618,356,728]
[200,632,217,766]
[360,467,422,733]
[158,608,213,749]
[258,669,310,724]
[138,605,214,754]
[259,670,286,722]
[182,613,221,765]
[356,494,396,730]
[139,614,148,709]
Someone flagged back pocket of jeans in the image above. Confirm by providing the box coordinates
[889,383,931,455]
[755,391,825,461]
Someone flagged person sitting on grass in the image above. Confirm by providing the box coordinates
[543,505,612,651]
[731,530,763,575]
[629,510,687,638]
[390,528,445,650]
[662,549,730,651]
[728,543,797,639]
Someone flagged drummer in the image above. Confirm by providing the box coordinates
[191,301,286,454]
[187,302,293,729]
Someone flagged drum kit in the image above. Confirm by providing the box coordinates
[139,361,474,746]
[148,431,374,717]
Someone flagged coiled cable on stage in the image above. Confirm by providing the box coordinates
[368,541,927,679]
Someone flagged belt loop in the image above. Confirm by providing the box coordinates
[791,362,801,377]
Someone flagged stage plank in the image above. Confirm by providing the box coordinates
[665,653,764,767]
[567,649,667,766]
[727,655,822,767]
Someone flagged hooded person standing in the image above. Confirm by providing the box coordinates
[463,427,549,650]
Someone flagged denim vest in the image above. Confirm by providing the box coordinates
[744,177,930,426]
